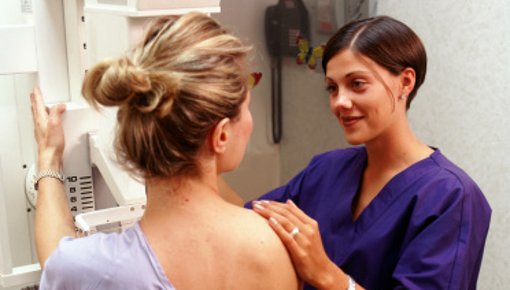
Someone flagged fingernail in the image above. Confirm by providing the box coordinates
[253,203,265,211]
[260,200,270,204]
[269,217,278,225]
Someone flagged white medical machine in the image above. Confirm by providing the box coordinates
[0,1,221,289]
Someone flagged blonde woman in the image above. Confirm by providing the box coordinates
[31,13,298,289]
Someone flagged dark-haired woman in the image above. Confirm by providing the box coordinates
[249,16,491,290]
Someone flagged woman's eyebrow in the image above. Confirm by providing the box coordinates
[326,70,371,81]
[346,70,371,77]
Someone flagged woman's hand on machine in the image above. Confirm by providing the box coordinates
[30,87,66,170]
[31,87,77,267]
[252,199,345,289]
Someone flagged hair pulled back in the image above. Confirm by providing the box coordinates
[82,13,251,179]
[322,16,427,109]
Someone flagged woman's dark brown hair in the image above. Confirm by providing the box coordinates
[322,16,427,109]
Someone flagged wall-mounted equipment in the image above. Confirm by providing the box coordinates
[316,0,344,34]
[265,0,309,144]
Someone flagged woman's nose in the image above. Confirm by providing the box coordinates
[331,91,353,111]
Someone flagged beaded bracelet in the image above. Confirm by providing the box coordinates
[34,169,65,190]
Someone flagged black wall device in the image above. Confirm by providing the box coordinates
[265,0,309,143]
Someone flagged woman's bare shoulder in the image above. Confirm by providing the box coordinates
[225,206,299,289]
[224,205,280,241]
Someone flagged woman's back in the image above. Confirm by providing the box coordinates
[141,198,299,290]
[40,201,298,289]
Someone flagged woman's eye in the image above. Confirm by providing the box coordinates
[325,84,337,94]
[351,80,366,89]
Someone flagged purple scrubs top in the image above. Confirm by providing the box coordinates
[249,147,491,290]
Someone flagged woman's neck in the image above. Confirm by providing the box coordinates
[140,173,227,227]
[364,119,433,172]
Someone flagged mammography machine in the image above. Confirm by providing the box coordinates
[0,1,221,289]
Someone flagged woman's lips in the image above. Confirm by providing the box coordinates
[341,116,363,127]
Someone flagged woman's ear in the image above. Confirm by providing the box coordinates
[210,118,231,154]
[400,67,416,97]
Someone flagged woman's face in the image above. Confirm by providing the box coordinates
[325,49,405,145]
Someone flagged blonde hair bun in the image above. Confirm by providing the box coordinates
[83,57,179,117]
[82,13,250,179]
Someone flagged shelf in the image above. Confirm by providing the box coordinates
[84,3,221,17]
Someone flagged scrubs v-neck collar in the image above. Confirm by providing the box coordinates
[348,147,440,234]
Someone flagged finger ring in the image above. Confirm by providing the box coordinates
[290,227,299,237]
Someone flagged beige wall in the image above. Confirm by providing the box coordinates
[214,0,282,201]
[377,1,509,288]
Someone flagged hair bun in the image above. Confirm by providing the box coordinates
[83,57,179,116]
[130,71,179,117]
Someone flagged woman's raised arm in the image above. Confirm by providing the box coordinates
[30,87,76,267]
